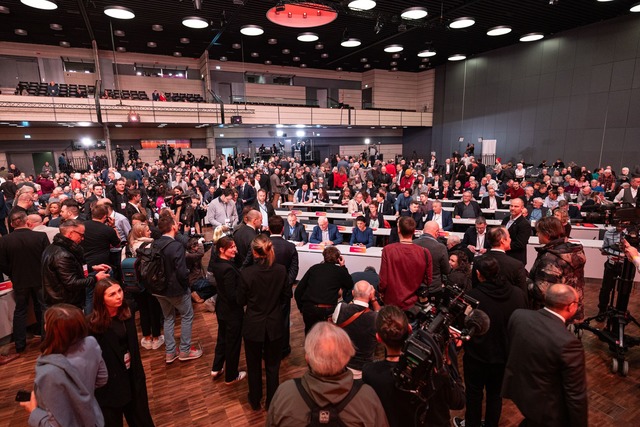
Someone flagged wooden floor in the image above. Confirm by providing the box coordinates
[2,278,640,426]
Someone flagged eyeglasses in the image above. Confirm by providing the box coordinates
[71,230,85,238]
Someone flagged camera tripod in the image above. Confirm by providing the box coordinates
[574,258,640,376]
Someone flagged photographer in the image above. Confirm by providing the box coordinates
[363,306,464,427]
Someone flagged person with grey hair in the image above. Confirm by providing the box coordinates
[26,213,58,243]
[526,197,550,222]
[331,280,380,378]
[266,322,389,427]
[503,284,587,427]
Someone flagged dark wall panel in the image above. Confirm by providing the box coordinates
[431,14,640,170]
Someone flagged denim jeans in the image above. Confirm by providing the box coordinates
[155,292,194,354]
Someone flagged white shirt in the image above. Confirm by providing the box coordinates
[331,299,369,323]
[432,212,443,229]
[476,232,485,251]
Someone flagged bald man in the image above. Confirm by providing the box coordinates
[233,209,262,265]
[26,214,58,243]
[414,221,450,295]
[501,197,531,264]
[331,280,380,378]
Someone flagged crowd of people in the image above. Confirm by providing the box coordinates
[1,147,639,426]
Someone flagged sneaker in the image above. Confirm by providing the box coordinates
[211,368,225,380]
[151,335,165,350]
[165,351,179,364]
[225,371,247,385]
[179,345,203,361]
[141,337,153,350]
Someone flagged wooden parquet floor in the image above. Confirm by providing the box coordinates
[1,277,640,426]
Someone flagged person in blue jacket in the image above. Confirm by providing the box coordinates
[309,216,343,245]
[350,216,375,248]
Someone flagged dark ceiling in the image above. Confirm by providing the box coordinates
[0,0,638,72]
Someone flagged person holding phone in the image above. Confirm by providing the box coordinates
[19,304,107,427]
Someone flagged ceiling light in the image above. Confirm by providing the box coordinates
[127,111,140,123]
[180,37,190,43]
[0,6,9,13]
[182,16,208,29]
[114,30,125,37]
[147,42,157,48]
[336,67,343,71]
[50,23,62,31]
[341,38,361,47]
[300,64,307,68]
[360,58,368,62]
[152,24,163,31]
[297,32,318,42]
[251,52,259,57]
[631,3,640,11]
[233,43,241,49]
[15,29,27,36]
[117,47,126,52]
[364,64,371,69]
[401,7,427,20]
[418,49,436,57]
[390,61,397,66]
[384,44,403,53]
[419,64,426,69]
[315,42,324,50]
[20,0,57,11]
[282,48,290,54]
[519,32,544,42]
[293,56,300,61]
[59,41,70,47]
[24,134,31,139]
[240,25,264,36]
[268,38,278,44]
[104,6,135,20]
[321,53,329,58]
[220,56,228,61]
[77,122,91,127]
[265,60,272,65]
[173,52,182,57]
[487,26,512,36]
[449,17,475,29]
[421,58,429,62]
[392,53,400,59]
[390,67,398,72]
[347,0,376,11]
[448,54,466,61]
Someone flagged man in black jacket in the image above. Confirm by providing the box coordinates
[501,197,531,265]
[237,174,256,207]
[455,256,527,427]
[41,219,111,310]
[154,213,203,364]
[282,212,308,244]
[233,209,261,266]
[0,211,50,353]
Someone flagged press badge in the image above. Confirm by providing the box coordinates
[124,351,131,369]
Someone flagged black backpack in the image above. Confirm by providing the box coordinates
[294,378,363,427]
[135,239,173,295]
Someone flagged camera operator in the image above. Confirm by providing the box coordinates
[363,306,464,427]
[597,224,635,321]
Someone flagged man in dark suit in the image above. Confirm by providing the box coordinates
[233,209,261,265]
[480,187,503,210]
[461,216,492,258]
[426,200,454,231]
[252,189,275,231]
[237,174,256,207]
[401,201,425,231]
[502,284,587,427]
[453,191,482,219]
[501,197,531,265]
[309,216,343,245]
[283,212,308,244]
[414,221,451,296]
[0,211,50,354]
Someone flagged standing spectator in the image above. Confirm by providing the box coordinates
[238,234,290,410]
[379,217,432,310]
[205,187,238,228]
[251,188,275,230]
[446,251,472,291]
[87,278,155,427]
[18,304,107,427]
[233,209,261,265]
[501,197,531,265]
[502,284,588,427]
[270,168,284,208]
[414,221,451,296]
[0,211,49,354]
[454,256,527,427]
[153,214,203,364]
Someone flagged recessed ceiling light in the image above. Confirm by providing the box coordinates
[300,64,307,68]
[418,49,436,57]
[297,32,319,42]
[401,7,427,20]
[152,24,163,31]
[220,56,228,61]
[341,38,361,47]
[268,38,278,44]
[321,53,329,58]
[384,44,403,53]
[421,58,429,62]
[390,61,397,66]
[631,3,640,11]
[0,6,10,13]
[232,43,241,49]
[419,64,426,69]
[24,134,31,139]
[114,30,125,37]
[293,56,300,61]
[597,0,614,2]
[519,32,544,42]
[215,66,221,70]
[448,53,466,61]
[282,48,290,54]
[59,41,70,47]
[147,42,157,48]
[391,67,398,71]
[364,64,371,69]
[265,60,272,65]
[173,51,182,57]
[104,6,135,20]
[240,25,264,36]
[251,52,259,57]
[347,0,376,11]
[182,16,208,29]
[336,67,343,71]
[20,0,57,11]
[50,23,62,31]
[180,37,190,44]
[449,17,475,29]
[315,42,324,50]
[15,29,27,36]
[117,46,126,52]
[360,58,368,62]
[487,25,512,36]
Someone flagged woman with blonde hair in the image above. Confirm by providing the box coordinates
[238,234,290,410]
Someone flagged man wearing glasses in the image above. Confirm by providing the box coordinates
[41,219,111,311]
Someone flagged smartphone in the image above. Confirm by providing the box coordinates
[15,390,31,402]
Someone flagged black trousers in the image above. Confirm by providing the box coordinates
[463,354,505,427]
[301,305,335,335]
[13,287,44,352]
[598,261,635,313]
[244,336,283,409]
[133,291,163,337]
[212,314,243,382]
[282,300,292,355]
